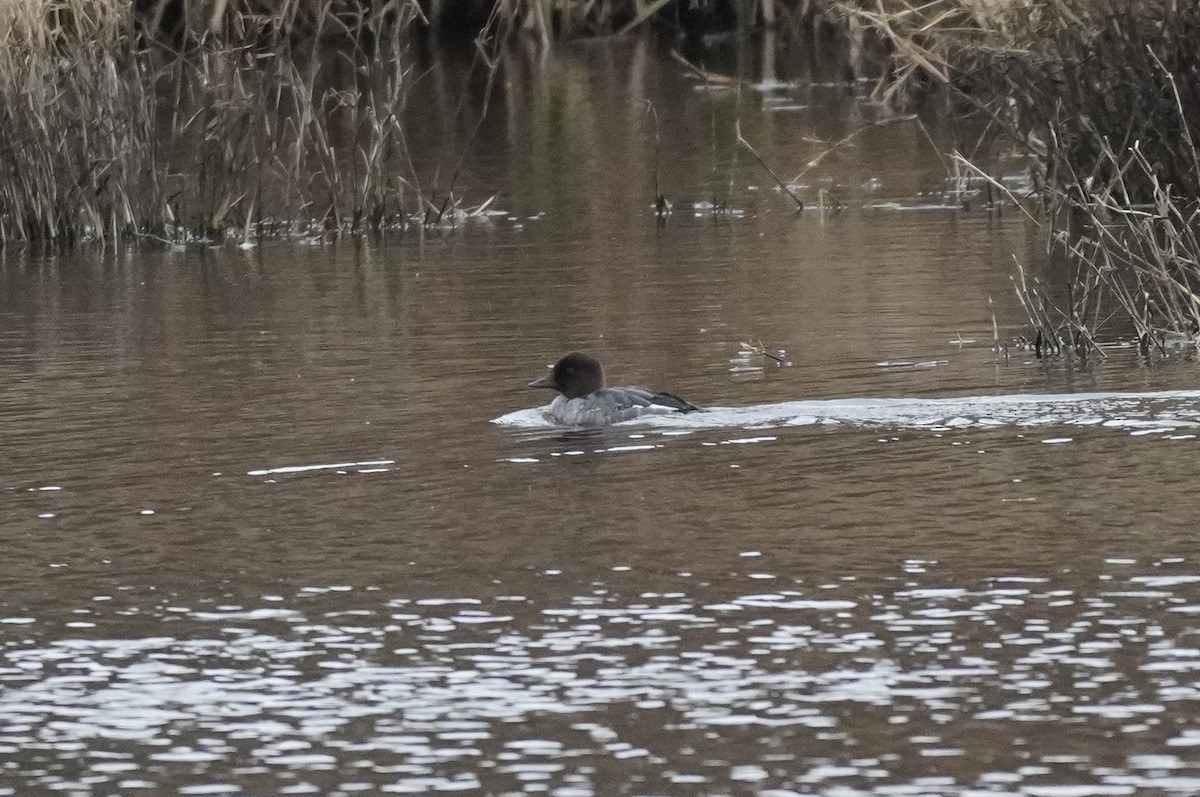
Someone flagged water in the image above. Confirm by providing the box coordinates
[4,38,1200,796]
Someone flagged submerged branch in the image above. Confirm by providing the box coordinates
[791,114,916,184]
[949,152,1040,225]
[739,340,788,364]
[736,120,804,212]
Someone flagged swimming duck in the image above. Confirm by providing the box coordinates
[528,351,701,426]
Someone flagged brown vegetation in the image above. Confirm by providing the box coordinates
[841,0,1200,345]
[0,0,434,245]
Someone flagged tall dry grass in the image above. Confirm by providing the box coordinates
[0,0,428,246]
[840,0,1200,346]
[0,2,147,242]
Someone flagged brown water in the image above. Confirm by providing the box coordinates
[5,38,1200,797]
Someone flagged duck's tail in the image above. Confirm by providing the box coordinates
[652,391,703,413]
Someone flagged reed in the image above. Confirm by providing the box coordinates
[0,2,145,242]
[462,0,829,40]
[0,0,432,245]
[837,0,1200,199]
[1049,130,1200,353]
[839,0,1200,346]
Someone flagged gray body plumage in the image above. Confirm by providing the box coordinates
[545,387,693,426]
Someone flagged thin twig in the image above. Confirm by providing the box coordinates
[736,120,804,211]
[950,152,1041,225]
[791,114,917,184]
[739,340,787,364]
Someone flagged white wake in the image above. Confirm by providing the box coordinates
[492,390,1200,434]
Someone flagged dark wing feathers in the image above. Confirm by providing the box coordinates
[601,387,701,413]
[649,391,702,413]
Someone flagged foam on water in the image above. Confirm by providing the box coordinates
[492,389,1200,432]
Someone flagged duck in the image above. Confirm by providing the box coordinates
[528,351,701,426]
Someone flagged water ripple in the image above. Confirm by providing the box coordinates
[6,565,1200,793]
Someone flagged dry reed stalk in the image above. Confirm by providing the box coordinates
[841,0,1200,348]
[736,121,804,211]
